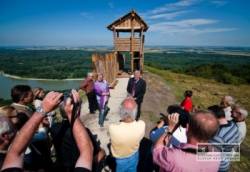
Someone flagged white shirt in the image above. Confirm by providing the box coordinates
[173,126,187,144]
[224,106,233,121]
[236,121,246,143]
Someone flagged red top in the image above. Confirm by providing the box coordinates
[181,97,193,112]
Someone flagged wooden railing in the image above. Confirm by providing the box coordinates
[114,38,141,51]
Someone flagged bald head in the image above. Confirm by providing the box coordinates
[188,110,219,142]
[0,115,16,147]
[120,97,138,120]
[232,105,248,122]
[221,95,235,108]
[87,72,93,78]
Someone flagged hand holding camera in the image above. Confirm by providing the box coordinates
[168,113,180,133]
[64,89,82,122]
[41,91,63,113]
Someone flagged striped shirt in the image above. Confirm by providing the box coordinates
[210,121,240,171]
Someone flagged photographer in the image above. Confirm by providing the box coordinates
[1,90,94,172]
[153,110,220,172]
[208,105,240,172]
[150,105,189,147]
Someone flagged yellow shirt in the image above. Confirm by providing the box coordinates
[109,120,145,158]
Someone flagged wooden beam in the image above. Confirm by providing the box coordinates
[131,15,135,72]
[113,29,117,52]
[141,32,145,72]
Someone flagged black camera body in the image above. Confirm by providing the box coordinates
[160,105,190,128]
[168,105,190,128]
[59,91,80,123]
[60,91,73,103]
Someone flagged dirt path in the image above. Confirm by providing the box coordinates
[141,72,177,137]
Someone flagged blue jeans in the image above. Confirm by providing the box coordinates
[98,103,109,126]
[116,151,139,172]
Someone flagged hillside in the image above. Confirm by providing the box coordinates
[145,66,250,172]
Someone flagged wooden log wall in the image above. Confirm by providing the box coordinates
[92,52,119,84]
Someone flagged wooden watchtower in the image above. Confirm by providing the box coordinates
[107,10,148,72]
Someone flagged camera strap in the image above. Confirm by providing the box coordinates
[180,146,209,154]
[70,101,81,129]
[180,148,197,154]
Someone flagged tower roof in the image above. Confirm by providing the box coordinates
[107,10,148,32]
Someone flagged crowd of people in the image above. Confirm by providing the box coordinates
[0,70,248,172]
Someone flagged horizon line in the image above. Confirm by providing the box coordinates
[0,45,250,48]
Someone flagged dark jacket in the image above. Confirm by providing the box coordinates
[127,77,146,104]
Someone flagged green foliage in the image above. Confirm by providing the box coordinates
[0,99,12,106]
[145,52,250,85]
[0,50,93,79]
[185,64,249,85]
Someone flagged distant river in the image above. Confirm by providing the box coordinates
[0,74,82,99]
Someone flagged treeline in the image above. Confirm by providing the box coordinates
[145,52,250,85]
[185,64,250,85]
[0,50,93,79]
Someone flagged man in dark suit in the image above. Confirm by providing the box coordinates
[127,70,146,120]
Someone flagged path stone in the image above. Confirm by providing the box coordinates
[80,78,129,153]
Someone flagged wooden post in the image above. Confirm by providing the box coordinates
[113,29,117,52]
[141,30,145,72]
[140,29,143,71]
[131,13,135,72]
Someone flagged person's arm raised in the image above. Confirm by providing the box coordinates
[1,91,62,170]
[64,89,93,170]
[154,113,179,148]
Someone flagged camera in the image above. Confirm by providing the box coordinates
[59,91,73,103]
[59,90,81,124]
[160,105,190,128]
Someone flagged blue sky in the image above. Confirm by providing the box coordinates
[0,0,249,46]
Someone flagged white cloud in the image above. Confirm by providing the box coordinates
[142,0,199,21]
[150,0,200,14]
[150,19,236,34]
[142,0,236,37]
[211,0,228,7]
[80,12,91,18]
[108,2,114,9]
[148,11,190,20]
[151,19,218,29]
[196,28,236,33]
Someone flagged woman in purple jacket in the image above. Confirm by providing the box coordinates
[94,73,110,127]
